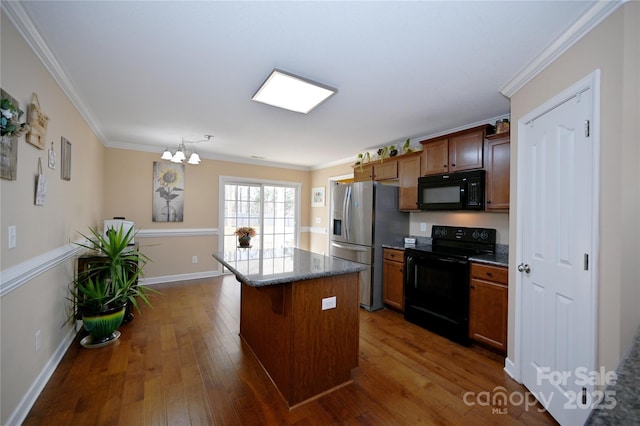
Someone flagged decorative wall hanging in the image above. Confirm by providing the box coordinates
[34,158,47,205]
[26,92,49,150]
[61,137,71,180]
[153,161,184,222]
[48,141,56,169]
[312,187,325,207]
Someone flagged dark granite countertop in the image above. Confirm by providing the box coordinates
[586,326,640,424]
[469,252,509,267]
[212,247,366,287]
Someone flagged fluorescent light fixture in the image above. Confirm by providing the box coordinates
[251,69,337,114]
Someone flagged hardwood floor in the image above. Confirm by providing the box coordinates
[24,276,557,425]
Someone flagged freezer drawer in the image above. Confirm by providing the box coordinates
[329,241,373,265]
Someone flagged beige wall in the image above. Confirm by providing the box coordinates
[1,14,105,424]
[509,2,640,372]
[103,148,313,278]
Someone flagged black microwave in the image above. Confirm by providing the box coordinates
[417,169,485,211]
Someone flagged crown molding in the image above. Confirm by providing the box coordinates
[1,1,109,144]
[500,1,623,98]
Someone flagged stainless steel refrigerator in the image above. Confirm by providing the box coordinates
[329,181,409,311]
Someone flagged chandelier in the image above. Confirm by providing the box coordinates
[161,134,213,165]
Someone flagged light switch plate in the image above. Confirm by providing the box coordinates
[8,226,16,249]
[322,296,336,311]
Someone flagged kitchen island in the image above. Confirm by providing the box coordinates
[212,247,366,408]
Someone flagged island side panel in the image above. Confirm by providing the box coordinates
[239,283,293,402]
[290,272,360,405]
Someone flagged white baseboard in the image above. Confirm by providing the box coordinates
[140,270,222,286]
[5,326,79,426]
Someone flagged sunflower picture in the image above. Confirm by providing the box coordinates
[153,162,184,222]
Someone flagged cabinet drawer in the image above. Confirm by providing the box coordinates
[383,248,404,263]
[471,263,507,284]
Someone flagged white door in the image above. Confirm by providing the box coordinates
[518,73,599,425]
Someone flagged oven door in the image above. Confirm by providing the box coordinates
[404,250,470,344]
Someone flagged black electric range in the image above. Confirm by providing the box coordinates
[404,225,496,344]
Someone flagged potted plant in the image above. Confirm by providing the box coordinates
[0,97,29,137]
[68,225,156,346]
[235,226,256,247]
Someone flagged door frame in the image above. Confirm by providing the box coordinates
[511,70,601,383]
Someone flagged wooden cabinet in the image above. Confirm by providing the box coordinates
[353,164,372,182]
[469,262,508,354]
[420,138,449,175]
[398,152,421,211]
[373,160,398,181]
[420,125,491,176]
[383,248,405,312]
[485,133,510,211]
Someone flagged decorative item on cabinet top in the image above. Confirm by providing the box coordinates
[354,139,421,166]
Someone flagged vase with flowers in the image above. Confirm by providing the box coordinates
[1,97,30,137]
[235,226,256,247]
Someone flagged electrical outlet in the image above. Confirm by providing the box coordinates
[192,256,198,264]
[35,330,41,352]
[322,296,336,311]
[420,222,427,232]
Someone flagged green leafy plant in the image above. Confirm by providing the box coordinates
[68,225,157,323]
[402,138,413,154]
[0,98,29,137]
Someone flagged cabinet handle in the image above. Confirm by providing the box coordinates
[486,272,493,277]
[451,163,456,167]
[470,285,475,289]
[487,200,492,204]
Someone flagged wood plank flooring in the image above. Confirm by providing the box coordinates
[24,276,557,425]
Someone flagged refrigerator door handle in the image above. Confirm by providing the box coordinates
[344,185,352,241]
[331,242,368,252]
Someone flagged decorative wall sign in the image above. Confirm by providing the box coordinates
[48,141,56,169]
[0,135,17,180]
[153,161,184,222]
[312,186,325,207]
[61,137,71,180]
[35,158,47,205]
[26,92,48,150]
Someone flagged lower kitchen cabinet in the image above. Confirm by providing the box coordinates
[469,262,508,354]
[383,248,404,312]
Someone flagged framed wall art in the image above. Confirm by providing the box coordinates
[153,161,184,222]
[61,137,71,180]
[312,187,325,207]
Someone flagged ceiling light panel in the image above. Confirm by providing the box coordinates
[252,69,337,114]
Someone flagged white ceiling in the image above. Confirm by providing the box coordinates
[6,1,608,170]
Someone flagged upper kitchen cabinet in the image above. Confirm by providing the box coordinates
[398,152,421,211]
[420,125,493,176]
[353,164,373,182]
[484,133,510,211]
[372,160,398,181]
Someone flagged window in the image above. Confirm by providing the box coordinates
[221,179,299,259]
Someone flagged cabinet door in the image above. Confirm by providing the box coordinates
[421,139,448,175]
[449,130,483,172]
[353,164,372,182]
[398,154,420,210]
[373,160,398,181]
[383,249,404,311]
[469,279,508,353]
[485,135,510,211]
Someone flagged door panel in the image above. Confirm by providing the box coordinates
[520,85,594,426]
